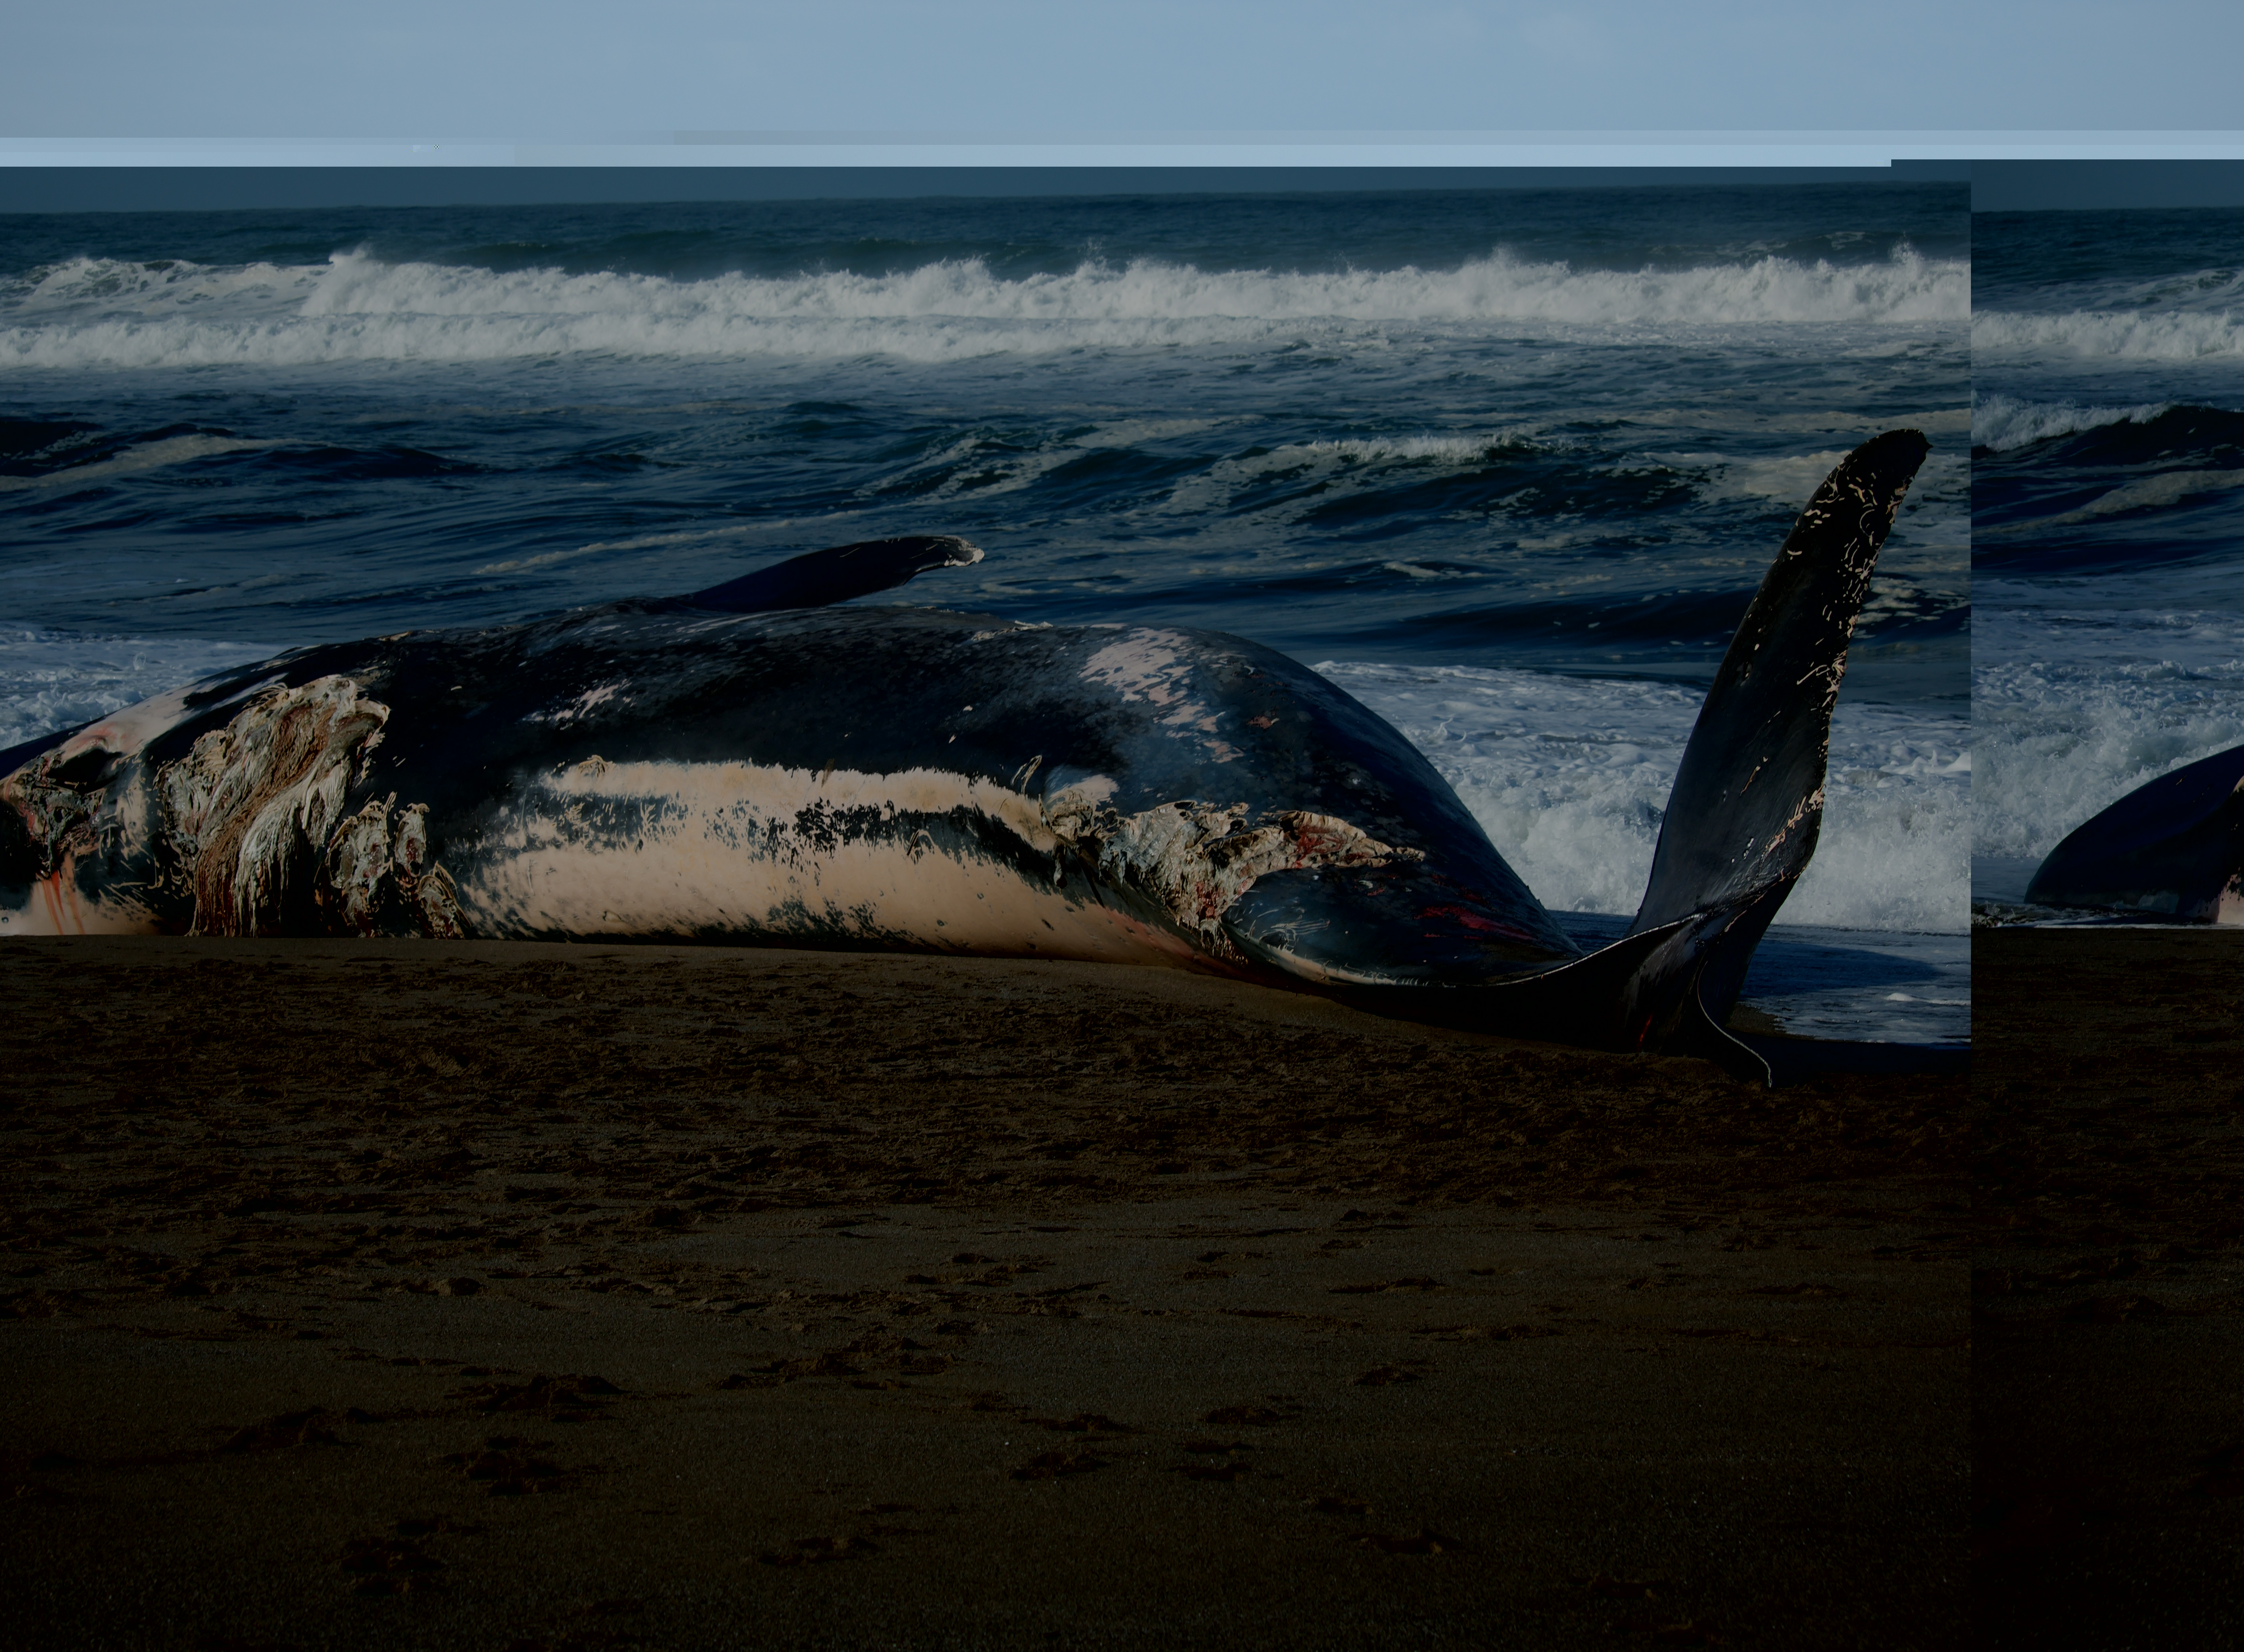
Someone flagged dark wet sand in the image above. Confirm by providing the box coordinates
[1,938,1965,1650]
[1975,928,2244,1650]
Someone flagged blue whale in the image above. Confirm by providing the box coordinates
[1,432,1937,1083]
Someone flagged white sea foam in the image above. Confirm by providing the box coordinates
[837,423,1542,520]
[1639,447,1854,504]
[1157,431,1538,516]
[1975,308,2244,363]
[0,629,275,753]
[1317,661,1968,933]
[1635,440,1969,515]
[1974,605,2244,859]
[1971,392,2173,452]
[0,433,280,492]
[1629,405,1973,437]
[870,418,1239,506]
[0,248,1968,370]
[1981,468,2244,536]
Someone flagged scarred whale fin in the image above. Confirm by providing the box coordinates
[685,535,983,614]
[2025,743,2244,920]
[1409,430,1936,1082]
[1303,431,1942,1083]
[1615,428,1931,1052]
[1633,429,1930,940]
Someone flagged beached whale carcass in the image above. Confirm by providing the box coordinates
[1,432,1933,1081]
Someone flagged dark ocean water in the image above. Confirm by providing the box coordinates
[1,182,1970,1040]
[1973,206,2244,903]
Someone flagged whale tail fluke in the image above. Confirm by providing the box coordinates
[1631,429,1929,943]
[684,535,983,614]
[1389,431,1935,1081]
[1611,428,1930,1073]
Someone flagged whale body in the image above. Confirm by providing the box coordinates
[1,432,1936,1082]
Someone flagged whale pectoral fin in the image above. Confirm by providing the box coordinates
[683,536,984,615]
[1622,428,1930,1032]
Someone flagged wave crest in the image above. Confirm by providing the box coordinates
[1,247,1969,370]
[1975,608,2244,860]
[1971,392,2175,452]
[1975,308,2244,363]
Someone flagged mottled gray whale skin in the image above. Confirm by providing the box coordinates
[2027,744,2244,922]
[1,435,1939,1082]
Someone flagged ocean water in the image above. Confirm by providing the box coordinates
[0,182,1970,1044]
[1973,206,2244,920]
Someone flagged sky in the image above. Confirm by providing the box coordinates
[1,3,2241,216]
[7,0,2244,140]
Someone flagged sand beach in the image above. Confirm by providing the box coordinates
[1,938,1965,1649]
[1973,928,2244,1649]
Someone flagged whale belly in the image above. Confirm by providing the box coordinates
[442,754,1210,969]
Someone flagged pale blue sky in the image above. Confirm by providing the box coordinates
[7,0,2242,139]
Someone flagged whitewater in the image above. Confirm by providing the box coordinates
[3,245,1969,370]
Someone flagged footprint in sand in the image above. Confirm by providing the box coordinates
[756,1534,879,1566]
[340,1522,455,1596]
[1349,1527,1463,1556]
[1009,1450,1108,1480]
[437,1435,570,1496]
[1029,1412,1138,1436]
[1329,1277,1443,1295]
[1173,1460,1254,1482]
[221,1409,342,1451]
[1352,1364,1429,1386]
[1201,1400,1301,1426]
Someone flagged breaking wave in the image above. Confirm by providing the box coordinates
[1974,607,2244,860]
[0,247,1969,370]
[1982,467,2244,536]
[1975,307,2244,363]
[1971,392,2175,452]
[0,432,279,492]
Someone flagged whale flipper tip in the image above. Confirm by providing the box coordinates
[685,534,983,615]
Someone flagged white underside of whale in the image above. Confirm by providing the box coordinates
[456,754,1203,967]
[4,676,1420,988]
